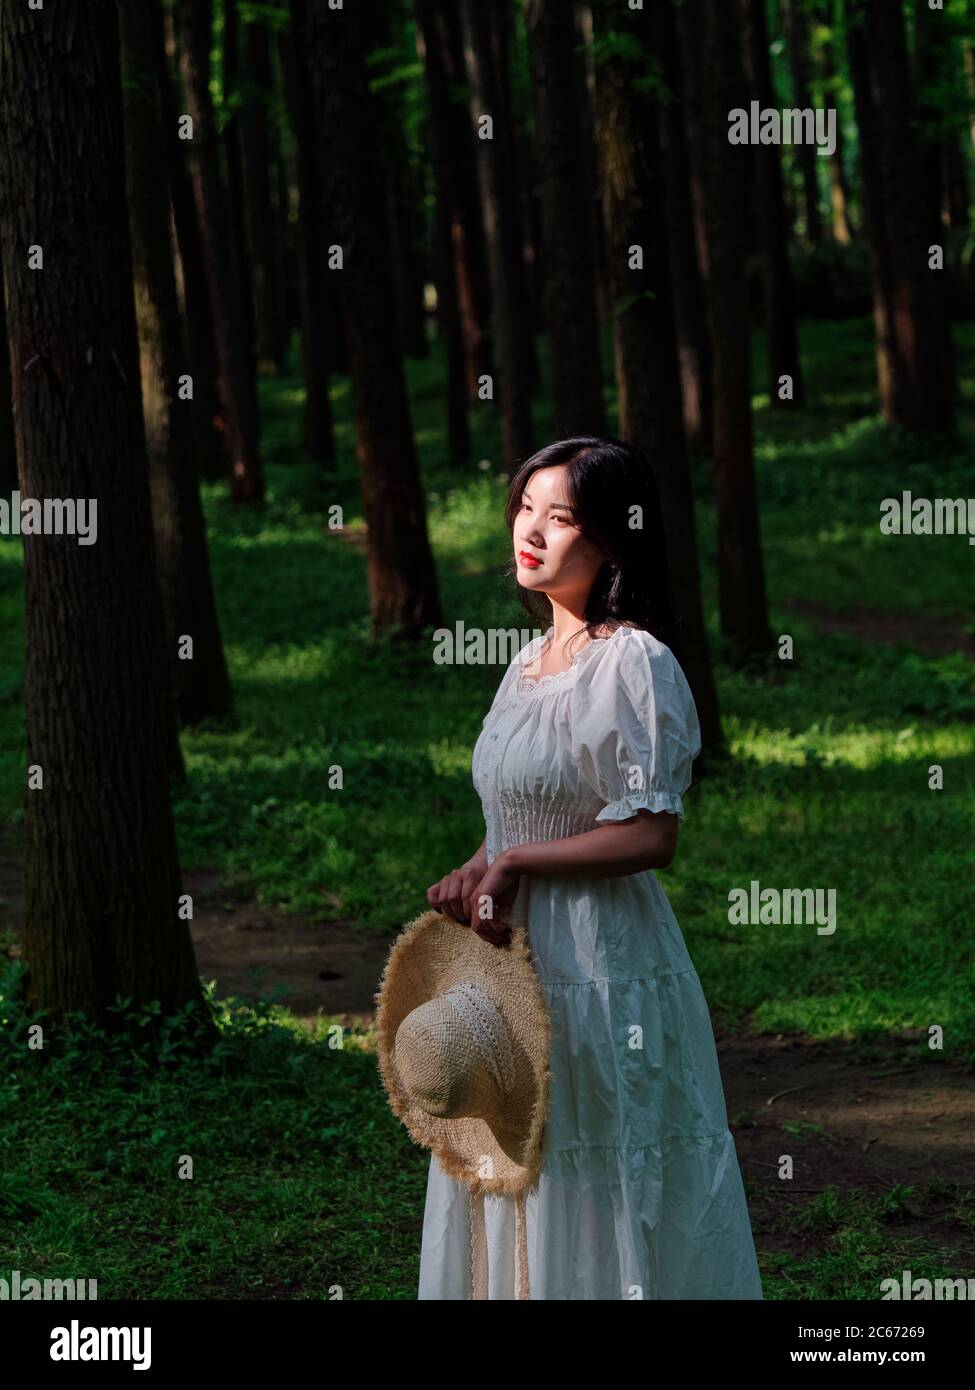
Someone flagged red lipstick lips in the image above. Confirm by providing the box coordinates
[518,550,542,569]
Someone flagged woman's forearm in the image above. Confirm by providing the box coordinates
[502,813,677,878]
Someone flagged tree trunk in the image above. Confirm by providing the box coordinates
[386,160,430,361]
[572,3,609,326]
[525,0,605,436]
[492,0,541,388]
[282,0,335,465]
[782,0,823,242]
[846,11,894,412]
[274,129,297,364]
[121,0,233,727]
[655,0,712,454]
[811,2,854,242]
[306,0,443,636]
[157,1,230,482]
[741,0,804,408]
[460,0,535,474]
[672,0,712,293]
[848,0,954,432]
[0,0,208,1030]
[684,0,773,655]
[591,0,722,753]
[176,0,264,502]
[415,0,470,464]
[415,0,492,404]
[222,0,259,401]
[0,272,15,491]
[242,13,285,372]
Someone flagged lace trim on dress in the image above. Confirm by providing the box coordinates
[516,626,620,698]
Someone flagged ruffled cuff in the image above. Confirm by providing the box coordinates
[595,790,686,824]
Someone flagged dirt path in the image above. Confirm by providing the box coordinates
[784,599,975,657]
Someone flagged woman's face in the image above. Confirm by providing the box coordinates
[513,465,607,605]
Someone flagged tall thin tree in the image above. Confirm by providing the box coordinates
[306,0,442,635]
[282,0,336,464]
[416,0,471,464]
[0,0,208,1027]
[176,0,264,502]
[415,0,492,403]
[460,0,535,474]
[811,1,854,242]
[525,0,605,436]
[741,0,804,407]
[591,0,721,751]
[655,0,713,454]
[155,1,230,482]
[121,0,233,725]
[782,0,824,242]
[681,0,773,654]
[222,0,259,403]
[242,11,286,372]
[0,271,15,491]
[847,0,954,432]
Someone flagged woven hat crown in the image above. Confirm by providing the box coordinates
[374,908,553,1196]
[394,981,516,1121]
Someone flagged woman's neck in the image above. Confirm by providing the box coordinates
[548,600,593,656]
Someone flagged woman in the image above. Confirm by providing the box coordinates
[422,436,763,1300]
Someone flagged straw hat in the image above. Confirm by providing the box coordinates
[374,907,553,1299]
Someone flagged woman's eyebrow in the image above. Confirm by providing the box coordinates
[523,490,575,511]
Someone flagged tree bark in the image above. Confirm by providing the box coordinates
[306,0,443,636]
[157,0,230,482]
[176,0,264,501]
[121,0,233,726]
[460,0,535,474]
[572,3,608,326]
[282,0,335,464]
[846,10,894,411]
[525,0,605,436]
[221,0,259,400]
[0,0,208,1029]
[655,0,712,454]
[741,0,804,407]
[415,0,492,402]
[811,2,854,242]
[591,0,722,752]
[683,0,773,655]
[848,0,954,432]
[782,0,823,242]
[386,154,430,362]
[242,12,285,372]
[0,271,15,491]
[416,0,470,463]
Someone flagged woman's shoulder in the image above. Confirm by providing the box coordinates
[583,622,679,678]
[575,623,699,734]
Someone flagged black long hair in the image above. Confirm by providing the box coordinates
[503,435,681,663]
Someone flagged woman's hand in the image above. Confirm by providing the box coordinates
[426,849,488,925]
[468,854,520,947]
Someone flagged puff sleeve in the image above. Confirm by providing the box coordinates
[570,629,702,824]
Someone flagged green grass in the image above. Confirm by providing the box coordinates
[1,316,974,1297]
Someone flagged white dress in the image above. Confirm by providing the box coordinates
[417,624,763,1300]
